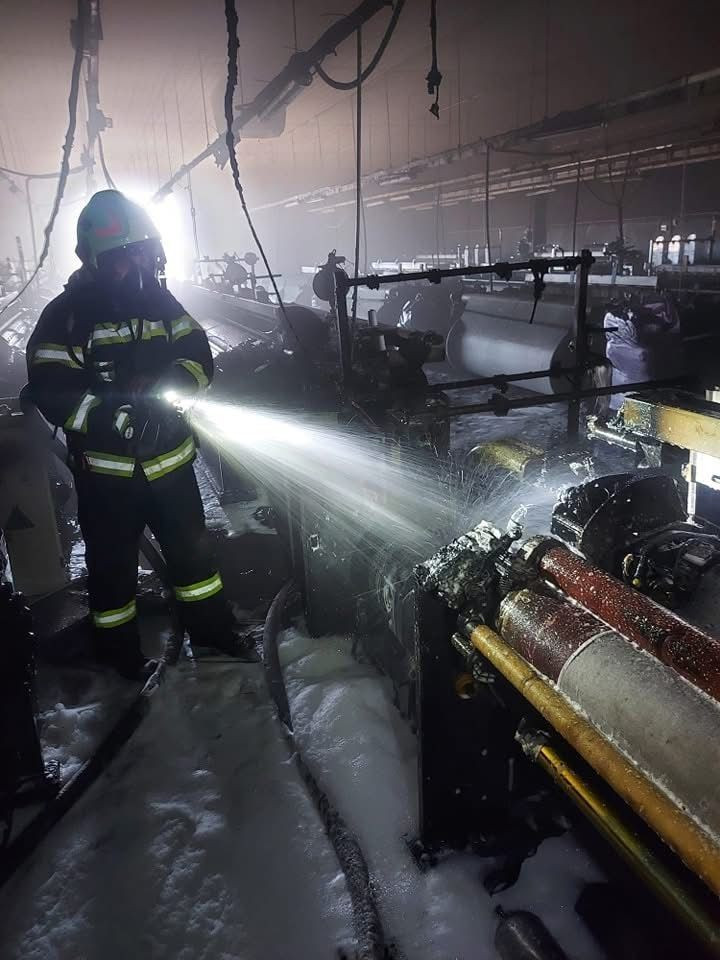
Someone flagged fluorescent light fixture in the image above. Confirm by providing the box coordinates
[306,197,324,203]
[525,188,556,196]
[389,194,411,202]
[377,172,413,186]
[284,200,300,208]
[366,200,385,208]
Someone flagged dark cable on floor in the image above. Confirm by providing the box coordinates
[351,27,363,328]
[263,583,390,960]
[0,0,86,320]
[97,133,117,189]
[315,0,406,91]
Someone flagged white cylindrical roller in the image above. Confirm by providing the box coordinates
[558,630,720,840]
[446,295,576,393]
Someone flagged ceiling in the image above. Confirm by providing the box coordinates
[1,0,720,270]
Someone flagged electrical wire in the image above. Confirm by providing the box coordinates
[0,162,88,181]
[315,0,406,91]
[0,0,86,319]
[426,0,442,118]
[97,133,117,189]
[223,0,323,376]
[351,27,363,328]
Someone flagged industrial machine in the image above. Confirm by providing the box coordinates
[410,384,720,956]
[5,231,720,954]
[214,253,720,953]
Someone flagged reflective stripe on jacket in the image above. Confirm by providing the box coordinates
[27,271,213,480]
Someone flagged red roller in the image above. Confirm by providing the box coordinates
[539,546,720,703]
[497,589,605,682]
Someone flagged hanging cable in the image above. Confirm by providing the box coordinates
[315,0,406,91]
[0,162,87,181]
[0,0,86,319]
[351,27,363,328]
[485,142,492,290]
[426,0,442,118]
[223,0,323,374]
[97,133,117,189]
[198,54,211,146]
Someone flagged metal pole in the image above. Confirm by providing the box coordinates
[343,252,590,289]
[567,248,591,438]
[15,236,27,284]
[175,83,201,268]
[571,160,581,255]
[333,270,353,389]
[485,142,493,292]
[25,180,38,271]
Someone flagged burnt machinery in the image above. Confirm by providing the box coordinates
[414,515,720,955]
[407,385,720,955]
[139,252,720,950]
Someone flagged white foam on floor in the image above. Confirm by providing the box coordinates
[0,663,353,960]
[0,621,606,960]
[279,627,606,960]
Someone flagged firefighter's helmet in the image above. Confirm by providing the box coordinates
[76,190,163,269]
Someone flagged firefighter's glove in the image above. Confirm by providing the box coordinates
[111,404,135,441]
[156,361,206,401]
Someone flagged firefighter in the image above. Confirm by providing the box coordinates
[27,190,258,679]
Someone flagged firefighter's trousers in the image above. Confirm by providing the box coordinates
[75,461,232,651]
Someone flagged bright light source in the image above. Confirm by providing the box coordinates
[127,191,186,281]
[163,389,179,404]
[284,200,300,208]
[389,195,411,202]
[366,200,385,208]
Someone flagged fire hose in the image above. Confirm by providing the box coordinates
[262,581,392,960]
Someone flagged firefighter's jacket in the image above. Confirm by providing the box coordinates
[27,269,212,480]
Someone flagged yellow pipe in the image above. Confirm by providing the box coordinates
[529,739,720,956]
[468,439,543,477]
[468,623,720,897]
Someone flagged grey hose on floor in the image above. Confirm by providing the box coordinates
[262,581,393,960]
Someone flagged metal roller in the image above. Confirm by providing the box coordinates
[538,546,720,703]
[494,908,569,960]
[446,295,575,394]
[498,589,720,840]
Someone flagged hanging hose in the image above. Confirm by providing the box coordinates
[315,0,406,91]
[262,582,391,960]
[0,0,86,320]
[97,134,117,190]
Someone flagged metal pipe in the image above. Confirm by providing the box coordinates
[538,547,720,703]
[336,252,593,291]
[425,367,578,392]
[586,417,639,451]
[424,375,691,419]
[567,251,591,437]
[517,732,720,957]
[465,622,720,896]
